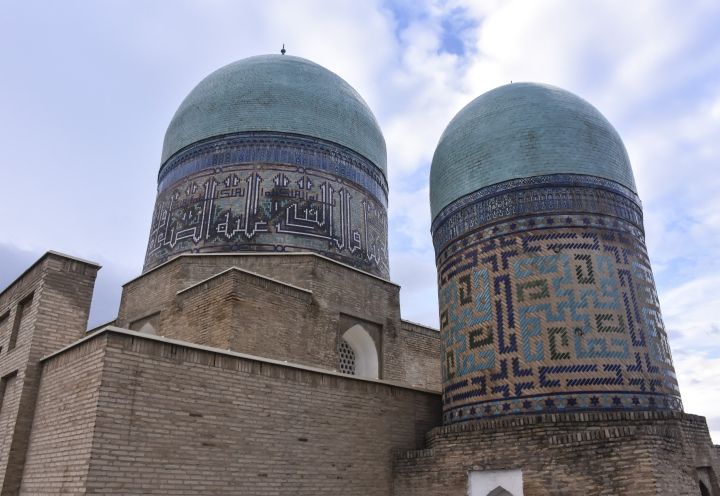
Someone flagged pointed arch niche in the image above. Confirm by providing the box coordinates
[487,487,513,496]
[138,322,157,335]
[339,324,379,380]
[130,311,160,336]
[468,469,523,496]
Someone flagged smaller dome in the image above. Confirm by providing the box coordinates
[161,55,387,175]
[430,83,636,219]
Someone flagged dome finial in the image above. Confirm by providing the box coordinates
[280,44,286,55]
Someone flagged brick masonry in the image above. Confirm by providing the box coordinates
[393,411,720,495]
[400,321,442,391]
[117,253,441,390]
[23,329,441,495]
[0,252,99,495]
[20,335,107,494]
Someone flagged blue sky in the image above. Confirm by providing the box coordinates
[1,0,719,441]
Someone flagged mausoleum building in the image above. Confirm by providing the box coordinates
[0,54,718,495]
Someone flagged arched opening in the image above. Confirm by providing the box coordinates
[468,470,523,496]
[138,322,157,335]
[339,324,379,379]
[487,486,514,496]
[699,480,710,496]
[698,467,716,496]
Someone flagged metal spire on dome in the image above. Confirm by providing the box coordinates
[280,44,286,55]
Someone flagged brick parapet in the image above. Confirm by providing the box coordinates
[399,321,441,392]
[400,319,439,337]
[0,251,99,303]
[41,327,441,396]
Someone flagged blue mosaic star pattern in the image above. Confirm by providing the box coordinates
[433,174,682,424]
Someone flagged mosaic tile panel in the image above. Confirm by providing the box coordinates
[158,132,387,204]
[431,174,643,253]
[433,174,681,424]
[144,134,389,277]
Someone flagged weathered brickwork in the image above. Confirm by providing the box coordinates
[163,267,316,362]
[20,334,107,494]
[0,252,99,495]
[145,132,390,277]
[118,253,441,390]
[0,374,20,492]
[23,328,440,495]
[400,321,441,391]
[393,411,720,495]
[432,174,681,423]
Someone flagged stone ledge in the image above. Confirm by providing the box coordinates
[393,410,716,465]
[177,266,312,303]
[400,319,440,337]
[125,252,399,287]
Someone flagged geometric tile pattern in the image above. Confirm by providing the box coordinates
[338,339,357,375]
[433,175,682,424]
[145,132,389,277]
[431,173,642,252]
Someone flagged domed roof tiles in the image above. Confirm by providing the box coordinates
[430,83,636,219]
[161,54,387,175]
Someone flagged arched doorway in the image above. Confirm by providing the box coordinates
[699,480,710,496]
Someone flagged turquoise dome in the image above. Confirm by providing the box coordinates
[430,83,636,219]
[161,55,387,175]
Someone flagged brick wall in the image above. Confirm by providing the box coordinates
[0,252,99,495]
[117,253,439,387]
[400,321,441,391]
[162,268,318,365]
[0,374,20,489]
[20,334,108,494]
[393,411,720,495]
[34,329,439,495]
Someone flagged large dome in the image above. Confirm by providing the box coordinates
[161,54,387,175]
[429,83,680,424]
[145,54,390,277]
[430,82,636,219]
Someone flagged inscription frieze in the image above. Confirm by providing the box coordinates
[145,163,389,277]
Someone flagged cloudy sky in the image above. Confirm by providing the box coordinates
[1,0,719,441]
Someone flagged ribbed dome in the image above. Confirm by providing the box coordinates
[161,54,387,175]
[430,83,636,219]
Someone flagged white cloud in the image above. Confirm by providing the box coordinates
[674,352,720,443]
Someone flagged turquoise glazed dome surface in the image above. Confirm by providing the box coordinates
[161,54,387,175]
[430,83,636,219]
